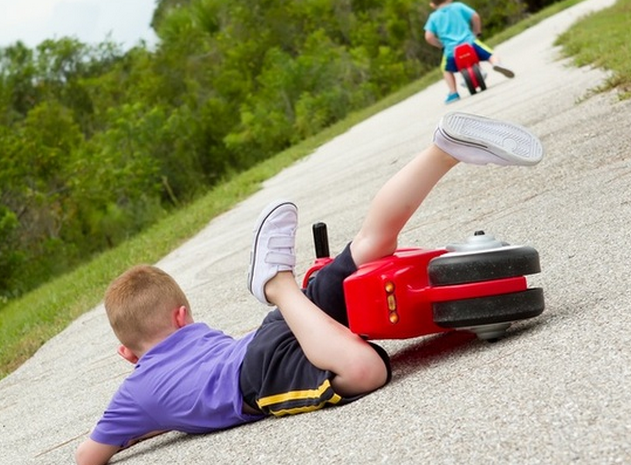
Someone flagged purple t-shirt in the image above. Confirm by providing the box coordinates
[91,323,263,447]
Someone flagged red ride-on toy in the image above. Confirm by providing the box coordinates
[303,223,544,342]
[454,43,486,96]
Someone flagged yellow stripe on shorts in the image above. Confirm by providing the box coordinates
[256,379,342,416]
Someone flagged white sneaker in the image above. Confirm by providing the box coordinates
[433,112,543,166]
[247,200,298,305]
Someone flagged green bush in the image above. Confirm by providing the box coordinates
[0,0,564,303]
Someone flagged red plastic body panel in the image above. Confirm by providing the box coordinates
[302,257,334,288]
[454,43,480,70]
[454,43,482,90]
[343,248,446,339]
[303,247,531,340]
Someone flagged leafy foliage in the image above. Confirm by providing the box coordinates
[0,0,553,303]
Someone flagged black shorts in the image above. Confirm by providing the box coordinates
[239,243,391,416]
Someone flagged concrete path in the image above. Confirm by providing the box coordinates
[2,0,630,463]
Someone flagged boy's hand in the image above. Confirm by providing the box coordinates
[471,12,482,36]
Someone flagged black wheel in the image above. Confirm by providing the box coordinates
[462,68,477,95]
[472,64,486,91]
[428,246,540,286]
[433,288,545,328]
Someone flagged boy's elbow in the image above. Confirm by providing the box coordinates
[75,445,91,465]
[471,13,482,32]
[75,447,90,465]
[75,438,119,465]
[75,442,97,465]
[75,442,87,465]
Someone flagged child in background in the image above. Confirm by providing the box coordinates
[424,0,515,104]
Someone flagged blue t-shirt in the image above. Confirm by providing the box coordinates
[91,323,263,447]
[424,2,476,58]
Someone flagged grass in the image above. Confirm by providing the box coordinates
[0,0,628,379]
[555,0,631,99]
[0,70,441,378]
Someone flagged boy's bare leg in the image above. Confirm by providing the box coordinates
[251,145,460,397]
[351,144,457,267]
[249,113,543,397]
[352,111,543,266]
[248,201,388,397]
[489,55,515,78]
[264,272,387,396]
[444,70,458,94]
[256,145,466,395]
[252,147,459,394]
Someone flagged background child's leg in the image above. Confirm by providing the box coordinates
[473,41,515,78]
[443,70,457,94]
[441,57,459,103]
[350,144,457,267]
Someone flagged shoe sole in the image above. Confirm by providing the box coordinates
[493,65,515,78]
[247,200,297,299]
[439,112,543,166]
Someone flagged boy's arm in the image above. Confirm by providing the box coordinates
[75,438,120,465]
[424,30,442,48]
[76,431,168,465]
[470,12,482,36]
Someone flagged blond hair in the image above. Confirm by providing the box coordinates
[104,265,191,351]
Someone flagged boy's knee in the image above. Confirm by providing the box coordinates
[350,235,398,268]
[358,357,390,392]
[368,342,392,386]
[351,344,391,391]
[331,344,390,396]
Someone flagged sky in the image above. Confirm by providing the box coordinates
[0,0,159,50]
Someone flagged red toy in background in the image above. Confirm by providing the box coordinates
[454,43,487,96]
[303,223,544,342]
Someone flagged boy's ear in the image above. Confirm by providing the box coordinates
[173,305,193,329]
[117,345,139,364]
